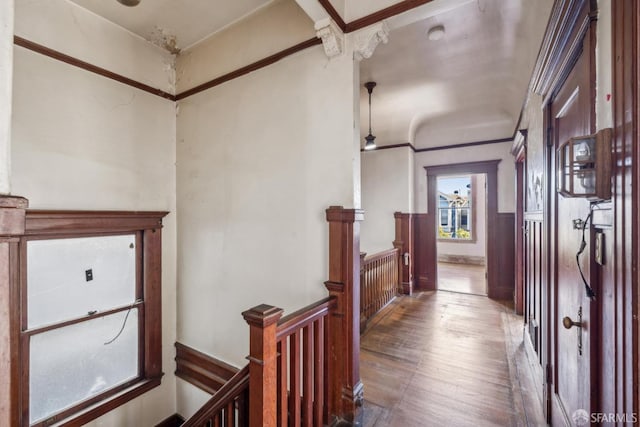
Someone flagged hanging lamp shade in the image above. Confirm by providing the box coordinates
[117,0,141,6]
[364,81,377,150]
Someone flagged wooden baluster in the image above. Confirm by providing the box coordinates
[302,325,313,427]
[225,401,234,427]
[277,340,287,427]
[238,389,249,427]
[324,206,364,424]
[290,332,301,426]
[313,318,324,427]
[242,305,284,427]
[213,413,221,427]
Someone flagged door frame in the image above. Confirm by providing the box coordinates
[419,160,514,299]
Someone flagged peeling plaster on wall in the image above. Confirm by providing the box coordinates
[150,25,181,55]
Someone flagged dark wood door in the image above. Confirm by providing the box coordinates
[549,42,596,426]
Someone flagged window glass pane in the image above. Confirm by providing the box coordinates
[29,310,139,424]
[437,175,472,240]
[27,235,136,328]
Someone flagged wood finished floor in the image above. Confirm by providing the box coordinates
[360,292,546,427]
[438,262,487,295]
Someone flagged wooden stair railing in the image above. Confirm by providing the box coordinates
[360,248,400,330]
[182,206,364,427]
[181,364,250,427]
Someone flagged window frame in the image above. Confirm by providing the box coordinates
[436,175,477,243]
[14,210,168,427]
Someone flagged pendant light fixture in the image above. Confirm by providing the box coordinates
[364,81,377,150]
[117,0,141,6]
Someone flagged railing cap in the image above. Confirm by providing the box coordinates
[242,304,284,327]
[326,206,365,222]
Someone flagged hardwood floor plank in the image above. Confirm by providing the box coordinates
[360,289,546,427]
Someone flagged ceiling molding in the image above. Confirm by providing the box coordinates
[346,0,436,33]
[361,137,513,153]
[317,0,347,32]
[13,36,176,101]
[316,0,436,34]
[175,37,322,100]
[414,137,513,153]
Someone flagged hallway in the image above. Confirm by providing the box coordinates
[360,291,545,427]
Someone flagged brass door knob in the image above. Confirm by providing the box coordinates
[562,316,583,329]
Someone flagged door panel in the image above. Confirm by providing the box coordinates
[549,42,595,426]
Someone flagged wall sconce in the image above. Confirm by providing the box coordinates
[556,128,612,200]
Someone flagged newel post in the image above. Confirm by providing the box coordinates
[242,304,284,427]
[393,212,413,295]
[0,196,27,427]
[324,206,364,424]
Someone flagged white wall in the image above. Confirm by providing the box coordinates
[0,0,13,194]
[176,43,358,364]
[437,173,486,260]
[360,147,413,254]
[11,1,177,425]
[414,142,516,213]
[176,0,315,93]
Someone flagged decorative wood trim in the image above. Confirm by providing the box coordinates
[155,413,186,427]
[343,0,436,33]
[361,138,513,153]
[529,0,593,99]
[610,0,639,418]
[7,209,169,426]
[422,161,513,300]
[317,0,347,32]
[0,196,27,427]
[393,212,414,295]
[175,342,239,395]
[13,36,175,101]
[24,210,168,235]
[414,137,513,153]
[175,37,322,100]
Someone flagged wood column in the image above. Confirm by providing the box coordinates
[393,212,414,295]
[324,206,364,425]
[242,304,284,427]
[0,195,27,427]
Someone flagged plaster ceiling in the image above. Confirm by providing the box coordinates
[67,0,274,52]
[360,0,553,149]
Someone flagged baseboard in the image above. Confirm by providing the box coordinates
[155,413,185,427]
[175,342,239,395]
[437,255,486,265]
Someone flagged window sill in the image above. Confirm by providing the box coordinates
[48,375,163,427]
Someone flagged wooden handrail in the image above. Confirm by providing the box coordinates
[182,364,250,427]
[276,297,335,339]
[182,205,364,427]
[363,247,398,264]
